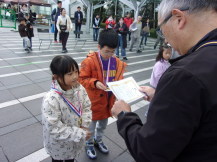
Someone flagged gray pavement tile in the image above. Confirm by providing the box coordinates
[0,123,43,162]
[8,83,44,99]
[0,60,10,66]
[0,81,3,87]
[105,122,127,150]
[0,89,16,103]
[5,58,29,65]
[0,74,31,86]
[35,63,51,69]
[2,80,33,90]
[0,146,9,162]
[35,114,42,123]
[37,80,52,91]
[23,98,43,116]
[24,71,51,82]
[0,67,18,75]
[0,103,33,128]
[112,151,135,162]
[0,117,37,136]
[14,64,41,72]
[76,136,124,162]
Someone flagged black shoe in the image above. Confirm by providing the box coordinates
[29,48,33,51]
[129,49,132,52]
[137,50,142,53]
[62,50,66,53]
[123,57,128,60]
[65,49,68,53]
[154,46,156,49]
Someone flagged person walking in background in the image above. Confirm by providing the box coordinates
[51,1,62,43]
[18,4,28,19]
[114,17,129,60]
[105,15,116,29]
[154,28,165,49]
[18,17,31,53]
[56,8,72,53]
[74,6,83,38]
[129,16,142,53]
[124,13,133,41]
[42,55,92,162]
[93,14,101,41]
[79,29,127,160]
[140,18,150,48]
[24,13,34,51]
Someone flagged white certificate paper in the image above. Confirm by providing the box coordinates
[107,77,145,103]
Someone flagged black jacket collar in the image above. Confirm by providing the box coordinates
[169,28,217,64]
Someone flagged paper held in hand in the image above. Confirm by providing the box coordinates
[107,77,145,104]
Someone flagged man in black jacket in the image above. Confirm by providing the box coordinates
[74,6,83,38]
[111,0,217,161]
[51,1,62,43]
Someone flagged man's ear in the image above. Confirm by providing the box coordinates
[171,9,187,30]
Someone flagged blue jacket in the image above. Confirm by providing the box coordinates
[51,7,61,22]
[74,11,83,24]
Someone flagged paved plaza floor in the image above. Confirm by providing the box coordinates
[0,26,158,162]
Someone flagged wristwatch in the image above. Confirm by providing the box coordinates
[117,111,128,119]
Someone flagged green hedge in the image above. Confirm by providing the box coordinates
[149,28,157,38]
[100,23,106,29]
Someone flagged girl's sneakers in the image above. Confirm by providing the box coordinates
[86,142,97,159]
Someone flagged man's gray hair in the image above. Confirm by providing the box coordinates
[158,0,217,19]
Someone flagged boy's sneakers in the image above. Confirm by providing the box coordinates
[94,139,109,154]
[86,143,97,159]
[122,57,128,60]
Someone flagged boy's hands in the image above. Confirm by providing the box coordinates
[96,81,107,90]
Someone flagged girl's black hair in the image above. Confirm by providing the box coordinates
[50,55,79,84]
[156,44,171,62]
[60,8,65,14]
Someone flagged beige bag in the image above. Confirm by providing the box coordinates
[143,26,150,33]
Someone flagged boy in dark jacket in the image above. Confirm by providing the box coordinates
[18,17,31,53]
[25,13,34,50]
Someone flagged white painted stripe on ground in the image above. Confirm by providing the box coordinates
[0,100,20,109]
[18,92,47,103]
[0,58,155,78]
[0,51,156,61]
[16,148,49,162]
[0,69,152,109]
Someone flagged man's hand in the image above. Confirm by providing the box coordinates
[111,100,131,118]
[96,81,107,90]
[139,86,155,102]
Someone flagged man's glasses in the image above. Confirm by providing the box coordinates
[156,7,189,38]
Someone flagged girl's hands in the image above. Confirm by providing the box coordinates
[81,126,91,140]
[96,81,107,90]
